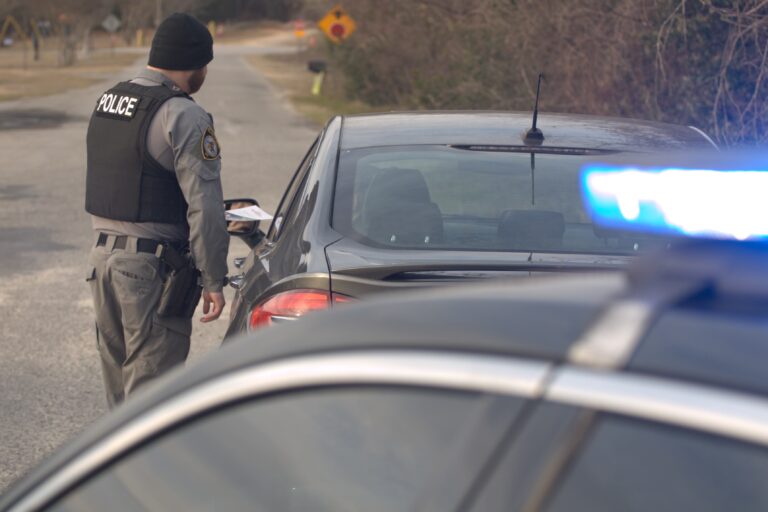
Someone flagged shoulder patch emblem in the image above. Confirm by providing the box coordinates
[201,127,220,160]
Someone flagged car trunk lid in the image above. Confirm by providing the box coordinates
[325,238,630,298]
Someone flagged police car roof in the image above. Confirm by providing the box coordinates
[0,273,623,508]
[339,111,716,151]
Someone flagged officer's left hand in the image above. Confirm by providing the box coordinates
[201,291,226,322]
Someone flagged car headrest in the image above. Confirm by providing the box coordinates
[365,168,432,207]
[368,202,444,245]
[498,209,565,248]
[361,168,443,245]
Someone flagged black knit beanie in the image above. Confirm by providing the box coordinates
[149,13,213,70]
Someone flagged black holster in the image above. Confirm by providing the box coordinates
[157,244,202,319]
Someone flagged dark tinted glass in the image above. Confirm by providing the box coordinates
[467,403,586,512]
[51,388,490,512]
[333,145,666,255]
[544,416,768,512]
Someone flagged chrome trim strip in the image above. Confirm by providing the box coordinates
[688,125,720,150]
[568,299,654,369]
[270,315,298,324]
[547,367,768,446]
[10,351,552,512]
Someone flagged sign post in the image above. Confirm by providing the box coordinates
[1,16,29,68]
[294,19,306,39]
[101,14,121,55]
[294,19,306,52]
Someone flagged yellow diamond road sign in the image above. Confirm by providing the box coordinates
[318,5,356,44]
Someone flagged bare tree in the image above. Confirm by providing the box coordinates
[329,0,768,146]
[705,1,768,145]
[116,0,154,34]
[6,0,111,65]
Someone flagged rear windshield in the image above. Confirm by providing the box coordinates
[332,145,666,255]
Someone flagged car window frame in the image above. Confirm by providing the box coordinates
[8,351,549,512]
[12,354,768,512]
[267,135,321,242]
[48,388,524,512]
[48,392,526,512]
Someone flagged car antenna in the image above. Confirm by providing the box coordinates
[530,153,536,205]
[523,73,544,145]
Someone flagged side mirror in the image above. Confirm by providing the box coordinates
[224,198,262,238]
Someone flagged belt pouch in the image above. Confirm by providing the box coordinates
[157,255,202,318]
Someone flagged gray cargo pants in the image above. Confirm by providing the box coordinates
[86,236,192,409]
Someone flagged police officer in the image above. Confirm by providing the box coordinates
[85,13,228,408]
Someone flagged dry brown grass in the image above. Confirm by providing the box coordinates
[246,41,384,127]
[0,43,140,102]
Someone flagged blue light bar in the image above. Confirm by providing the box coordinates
[581,165,768,241]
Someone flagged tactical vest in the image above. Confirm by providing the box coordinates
[85,81,190,224]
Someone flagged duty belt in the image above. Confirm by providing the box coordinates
[97,233,159,253]
[95,233,189,270]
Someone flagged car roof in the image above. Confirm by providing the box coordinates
[6,266,768,509]
[0,273,623,509]
[340,111,715,152]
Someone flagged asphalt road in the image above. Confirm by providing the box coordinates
[0,38,317,491]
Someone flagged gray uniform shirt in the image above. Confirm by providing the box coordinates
[92,69,228,292]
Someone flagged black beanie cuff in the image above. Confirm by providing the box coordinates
[149,45,213,70]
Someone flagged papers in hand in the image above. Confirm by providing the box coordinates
[225,205,273,222]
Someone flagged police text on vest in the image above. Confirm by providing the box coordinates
[95,93,139,119]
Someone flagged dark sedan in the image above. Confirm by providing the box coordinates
[224,112,716,335]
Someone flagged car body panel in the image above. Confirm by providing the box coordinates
[340,112,716,151]
[229,273,626,362]
[224,118,343,338]
[628,308,768,397]
[326,237,630,297]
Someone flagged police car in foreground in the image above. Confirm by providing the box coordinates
[3,154,768,511]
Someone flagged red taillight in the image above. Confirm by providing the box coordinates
[248,289,353,330]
